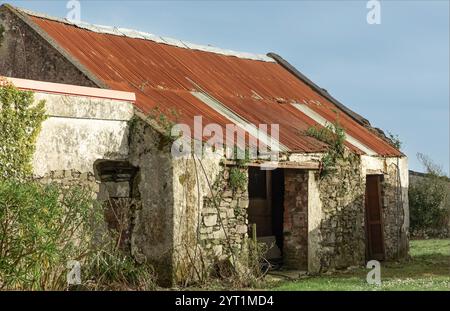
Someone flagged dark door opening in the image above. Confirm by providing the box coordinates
[271,169,285,254]
[365,175,385,261]
[248,167,284,260]
[94,160,139,252]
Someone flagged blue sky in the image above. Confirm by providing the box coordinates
[4,0,450,174]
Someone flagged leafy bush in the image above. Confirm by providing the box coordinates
[0,180,101,290]
[0,181,156,290]
[409,154,450,238]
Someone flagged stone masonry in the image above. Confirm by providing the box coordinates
[283,169,308,270]
[200,167,249,260]
[317,153,366,271]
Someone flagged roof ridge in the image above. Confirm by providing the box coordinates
[16,6,276,63]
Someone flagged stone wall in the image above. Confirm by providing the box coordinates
[382,162,409,259]
[306,153,409,273]
[0,5,99,87]
[128,118,175,286]
[316,152,366,271]
[171,155,249,283]
[199,167,249,266]
[283,169,308,270]
[35,169,98,192]
[361,156,409,261]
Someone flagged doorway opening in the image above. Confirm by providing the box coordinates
[94,160,139,252]
[365,175,385,261]
[247,167,285,262]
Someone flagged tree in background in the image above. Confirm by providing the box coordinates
[409,153,450,238]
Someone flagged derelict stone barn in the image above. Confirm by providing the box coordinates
[0,4,409,285]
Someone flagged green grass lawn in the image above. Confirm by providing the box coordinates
[270,239,450,291]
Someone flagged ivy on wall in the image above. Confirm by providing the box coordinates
[0,79,47,180]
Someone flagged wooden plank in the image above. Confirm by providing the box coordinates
[224,160,319,170]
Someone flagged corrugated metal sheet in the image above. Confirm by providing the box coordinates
[29,15,401,156]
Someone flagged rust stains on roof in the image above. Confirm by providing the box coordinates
[25,11,401,156]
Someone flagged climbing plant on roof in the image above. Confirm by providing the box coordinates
[306,120,347,177]
[0,79,47,180]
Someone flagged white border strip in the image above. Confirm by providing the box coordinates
[5,77,136,102]
[18,7,275,63]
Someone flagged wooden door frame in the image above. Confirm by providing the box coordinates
[364,174,386,261]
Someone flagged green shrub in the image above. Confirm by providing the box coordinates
[0,180,102,290]
[229,167,248,192]
[0,181,156,290]
[409,154,450,238]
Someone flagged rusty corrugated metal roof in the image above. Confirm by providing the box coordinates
[22,10,401,156]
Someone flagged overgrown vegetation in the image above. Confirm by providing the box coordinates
[229,167,248,192]
[387,131,402,150]
[0,181,100,290]
[206,237,270,289]
[145,106,180,149]
[228,146,250,192]
[0,181,156,290]
[409,153,450,238]
[0,83,156,290]
[173,152,269,289]
[306,121,346,177]
[0,79,47,180]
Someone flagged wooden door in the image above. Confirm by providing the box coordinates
[365,175,385,260]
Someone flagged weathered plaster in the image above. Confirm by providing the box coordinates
[307,170,323,274]
[128,119,175,285]
[32,92,133,177]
